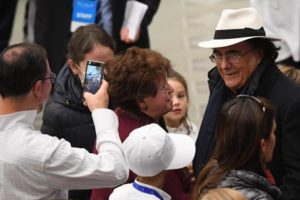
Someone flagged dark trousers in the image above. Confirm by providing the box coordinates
[0,0,18,52]
[32,0,73,73]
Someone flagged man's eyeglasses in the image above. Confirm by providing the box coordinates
[209,48,254,64]
[42,72,56,84]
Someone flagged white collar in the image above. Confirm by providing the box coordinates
[0,110,37,130]
[133,179,171,200]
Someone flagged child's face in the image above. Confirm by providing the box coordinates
[164,79,188,126]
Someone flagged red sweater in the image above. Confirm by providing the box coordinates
[91,108,192,200]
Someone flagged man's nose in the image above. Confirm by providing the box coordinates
[220,56,231,69]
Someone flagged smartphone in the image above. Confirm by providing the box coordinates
[83,60,104,94]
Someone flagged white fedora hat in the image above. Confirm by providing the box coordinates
[123,123,195,177]
[198,7,280,48]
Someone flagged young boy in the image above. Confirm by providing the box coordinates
[109,123,196,200]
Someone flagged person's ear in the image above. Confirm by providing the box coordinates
[68,59,79,75]
[31,80,44,102]
[255,49,264,65]
[138,100,147,111]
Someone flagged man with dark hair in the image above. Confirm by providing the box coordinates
[193,7,300,200]
[0,42,128,199]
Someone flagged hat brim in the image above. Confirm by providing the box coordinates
[198,36,280,48]
[166,133,195,170]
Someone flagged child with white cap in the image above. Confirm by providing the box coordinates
[109,123,196,200]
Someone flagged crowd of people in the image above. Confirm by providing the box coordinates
[1,2,300,200]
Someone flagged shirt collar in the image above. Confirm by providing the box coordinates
[0,110,37,130]
[134,179,171,200]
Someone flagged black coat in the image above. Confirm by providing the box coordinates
[111,0,161,52]
[193,59,300,200]
[41,64,95,199]
[219,169,282,200]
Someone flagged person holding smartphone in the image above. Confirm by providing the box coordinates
[41,24,115,200]
[0,42,128,199]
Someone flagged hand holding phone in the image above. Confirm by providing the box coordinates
[83,80,109,112]
[83,60,104,94]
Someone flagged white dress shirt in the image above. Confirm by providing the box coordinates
[109,179,171,200]
[0,109,128,199]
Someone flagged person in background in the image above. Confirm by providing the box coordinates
[0,0,18,52]
[0,42,128,199]
[198,188,247,200]
[163,68,198,194]
[193,96,282,200]
[25,0,160,73]
[193,8,300,200]
[92,47,194,200]
[164,68,199,142]
[109,123,196,200]
[278,64,300,85]
[250,0,300,68]
[41,24,115,200]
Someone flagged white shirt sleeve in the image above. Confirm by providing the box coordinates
[42,109,129,190]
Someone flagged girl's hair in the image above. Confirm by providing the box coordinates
[199,188,247,200]
[193,95,275,199]
[67,24,115,64]
[167,68,192,135]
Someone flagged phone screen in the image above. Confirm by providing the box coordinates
[83,60,104,94]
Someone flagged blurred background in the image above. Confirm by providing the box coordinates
[10,0,249,127]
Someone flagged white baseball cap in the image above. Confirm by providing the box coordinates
[198,7,280,48]
[123,123,196,177]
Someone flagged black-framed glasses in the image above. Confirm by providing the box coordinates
[209,48,254,64]
[42,72,56,84]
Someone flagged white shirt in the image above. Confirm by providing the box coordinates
[109,179,171,200]
[0,109,128,200]
[166,119,199,142]
[251,0,300,62]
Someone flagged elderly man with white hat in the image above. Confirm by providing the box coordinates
[193,7,300,200]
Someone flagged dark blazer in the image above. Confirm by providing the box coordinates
[0,0,18,52]
[111,0,161,52]
[193,60,300,200]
